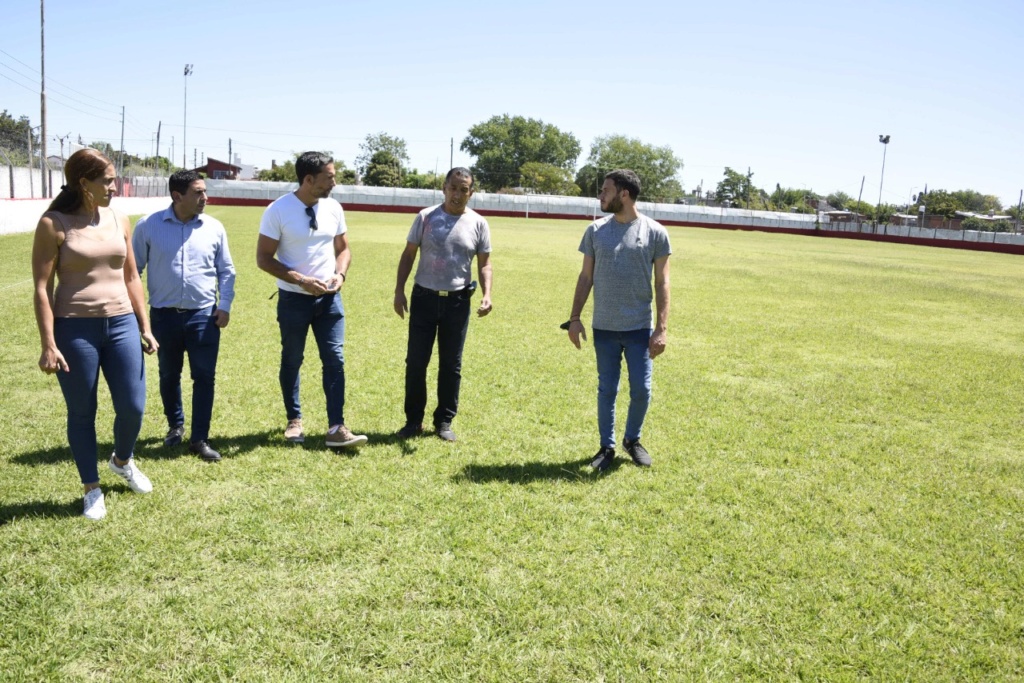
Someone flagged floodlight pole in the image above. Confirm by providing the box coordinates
[40,0,48,197]
[183,64,193,169]
[877,134,890,223]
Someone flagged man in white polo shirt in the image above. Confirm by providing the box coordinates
[256,151,367,449]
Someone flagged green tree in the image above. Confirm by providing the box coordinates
[0,110,39,164]
[257,160,296,182]
[715,167,756,207]
[768,184,818,213]
[461,115,581,192]
[575,135,683,202]
[363,150,403,187]
[846,200,876,219]
[256,153,354,184]
[519,162,580,196]
[961,216,1013,233]
[915,189,961,218]
[950,190,1001,214]
[826,191,852,210]
[402,169,443,190]
[337,167,357,185]
[356,132,409,179]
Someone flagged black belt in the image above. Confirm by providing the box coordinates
[156,306,202,312]
[413,284,470,298]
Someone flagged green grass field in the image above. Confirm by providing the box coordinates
[1,208,1022,681]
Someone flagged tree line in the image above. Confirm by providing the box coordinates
[5,107,1018,226]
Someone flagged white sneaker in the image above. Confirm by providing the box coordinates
[83,488,106,520]
[108,454,153,494]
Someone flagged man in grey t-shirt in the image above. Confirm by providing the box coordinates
[393,167,493,442]
[566,169,671,470]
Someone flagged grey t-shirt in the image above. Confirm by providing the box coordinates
[579,214,672,331]
[407,204,491,291]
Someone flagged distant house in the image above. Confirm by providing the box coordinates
[824,210,866,223]
[194,157,241,180]
[955,210,1012,222]
[889,213,919,226]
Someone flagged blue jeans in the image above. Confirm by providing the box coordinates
[151,306,220,443]
[53,314,147,485]
[277,290,346,426]
[593,328,653,449]
[404,284,472,426]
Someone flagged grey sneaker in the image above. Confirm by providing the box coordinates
[435,422,456,442]
[590,447,616,472]
[623,438,651,467]
[164,425,185,448]
[326,424,368,448]
[108,455,153,494]
[284,418,304,443]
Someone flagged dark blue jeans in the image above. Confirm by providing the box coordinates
[593,328,653,449]
[404,284,471,426]
[151,306,220,443]
[277,289,346,426]
[53,314,146,485]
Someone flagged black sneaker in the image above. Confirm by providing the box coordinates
[623,438,651,467]
[164,425,185,448]
[396,423,424,439]
[189,440,222,462]
[590,447,616,471]
[435,422,456,442]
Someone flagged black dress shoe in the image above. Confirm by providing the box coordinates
[164,425,185,448]
[396,423,423,439]
[435,422,456,442]
[189,440,221,462]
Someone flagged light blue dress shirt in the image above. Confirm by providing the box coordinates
[133,206,236,312]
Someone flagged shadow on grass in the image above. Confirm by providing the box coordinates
[11,430,279,466]
[0,482,135,525]
[454,456,616,484]
[0,499,80,525]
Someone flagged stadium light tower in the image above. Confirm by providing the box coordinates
[877,134,890,219]
[183,64,193,169]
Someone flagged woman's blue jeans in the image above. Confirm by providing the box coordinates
[277,290,346,426]
[593,328,652,449]
[54,313,146,485]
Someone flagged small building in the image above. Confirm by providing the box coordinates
[194,157,241,180]
[889,213,919,226]
[824,210,866,224]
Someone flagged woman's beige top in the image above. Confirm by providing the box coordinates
[50,208,133,318]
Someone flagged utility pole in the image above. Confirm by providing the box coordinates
[40,0,48,197]
[56,131,70,187]
[155,121,161,175]
[171,136,174,170]
[856,175,865,232]
[193,148,197,168]
[118,106,125,176]
[228,138,232,172]
[450,137,453,171]
[27,127,35,198]
[1017,190,1022,235]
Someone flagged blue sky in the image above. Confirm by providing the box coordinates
[3,0,1022,207]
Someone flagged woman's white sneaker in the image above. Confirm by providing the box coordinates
[108,455,153,494]
[83,488,106,520]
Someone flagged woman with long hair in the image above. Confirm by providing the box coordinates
[31,148,159,520]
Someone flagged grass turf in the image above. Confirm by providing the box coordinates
[1,208,1022,681]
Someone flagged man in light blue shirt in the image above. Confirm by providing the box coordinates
[133,170,235,462]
